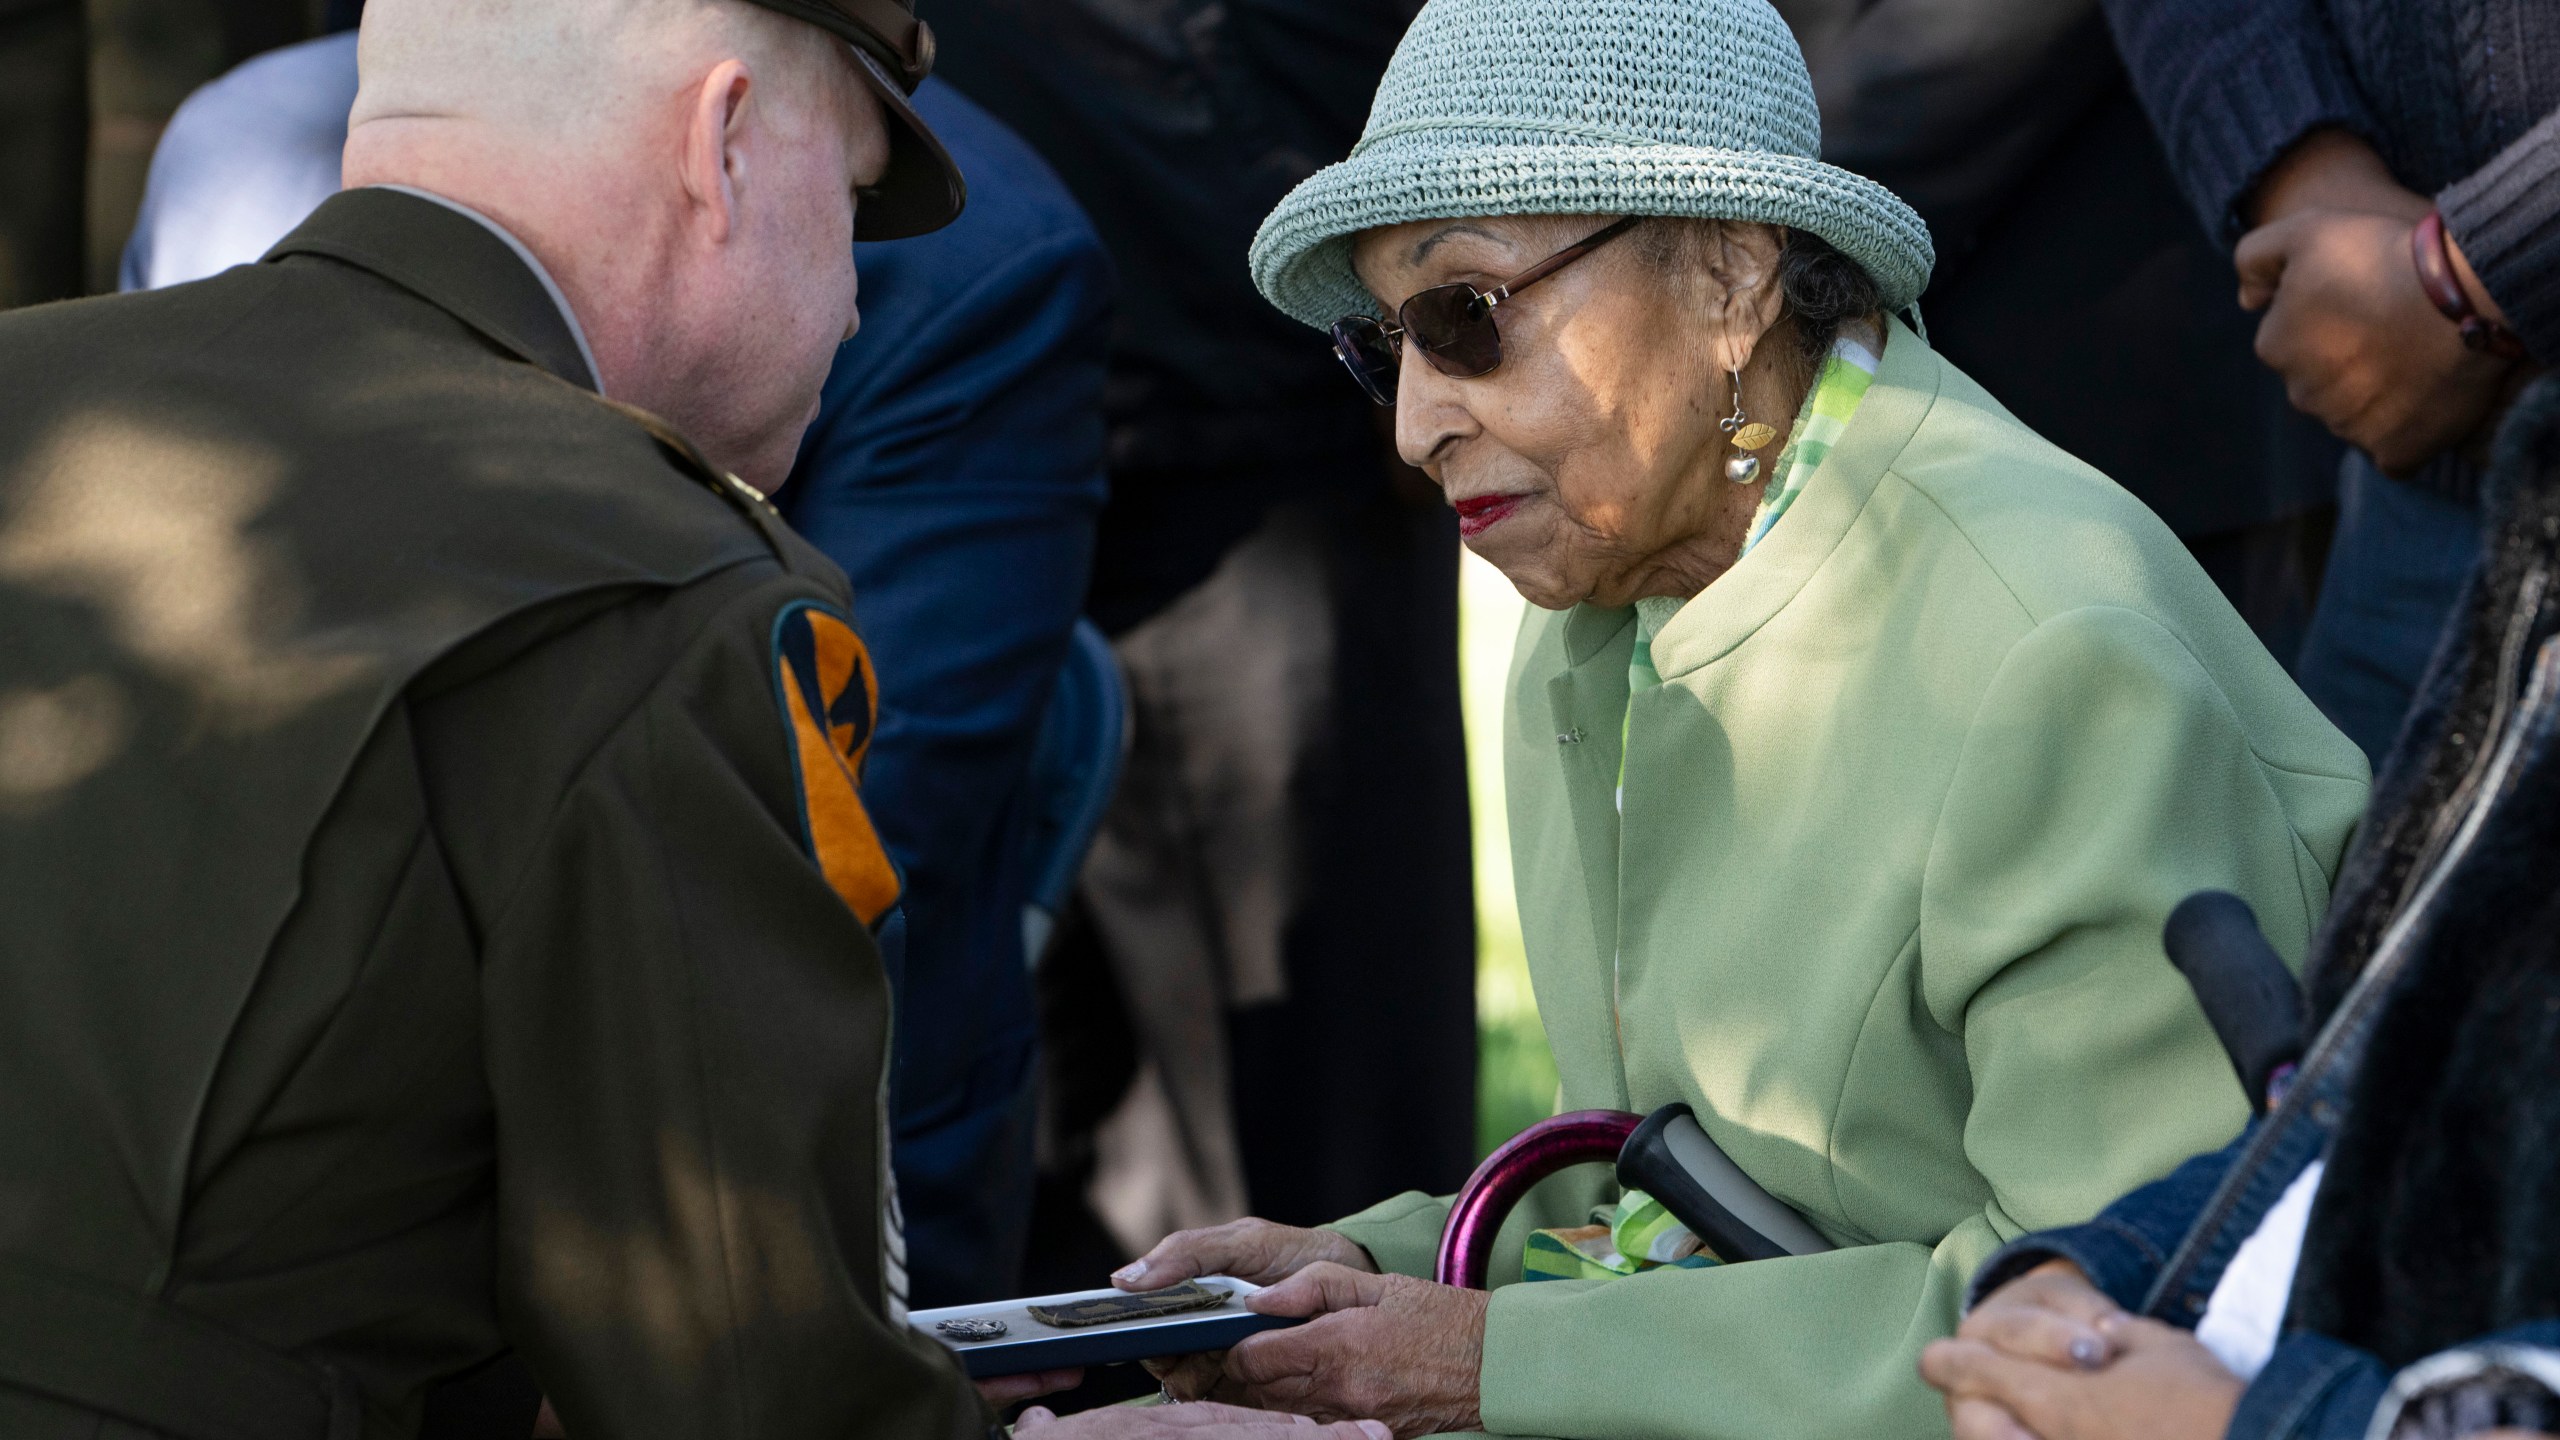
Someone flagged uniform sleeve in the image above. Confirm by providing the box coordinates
[776,204,1110,1303]
[1474,606,2354,1440]
[471,574,987,1440]
[2098,0,2379,241]
[777,210,1109,1189]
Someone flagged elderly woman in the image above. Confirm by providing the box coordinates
[1108,0,2372,1435]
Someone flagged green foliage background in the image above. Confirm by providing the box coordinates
[1460,551,1561,1158]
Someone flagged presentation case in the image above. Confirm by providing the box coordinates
[909,1278,1302,1379]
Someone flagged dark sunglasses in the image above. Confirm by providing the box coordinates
[1329,216,1644,406]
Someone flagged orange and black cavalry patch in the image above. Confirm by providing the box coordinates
[772,602,901,927]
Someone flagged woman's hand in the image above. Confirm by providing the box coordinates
[1921,1261,2125,1439]
[1114,1219,1378,1292]
[1014,1400,1390,1440]
[1120,1219,1378,1403]
[1919,1311,2243,1440]
[1212,1263,1487,1439]
[1957,1261,2128,1372]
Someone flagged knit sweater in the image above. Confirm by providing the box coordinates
[2103,0,2560,370]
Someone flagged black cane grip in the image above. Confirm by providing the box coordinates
[1615,1104,1832,1264]
[2161,890,2306,1115]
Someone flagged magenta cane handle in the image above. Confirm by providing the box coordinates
[1433,1110,1643,1289]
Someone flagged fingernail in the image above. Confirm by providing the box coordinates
[2068,1334,2106,1369]
[1114,1261,1148,1285]
[1357,1423,1393,1440]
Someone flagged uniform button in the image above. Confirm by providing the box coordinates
[2186,1293,2207,1315]
[1557,728,1585,745]
[2311,1100,2339,1126]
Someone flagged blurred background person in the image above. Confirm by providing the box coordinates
[2103,0,2559,764]
[925,0,1480,1281]
[118,8,1117,1310]
[1777,0,2344,668]
[118,26,355,291]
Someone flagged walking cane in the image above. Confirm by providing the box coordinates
[1435,1105,1832,1289]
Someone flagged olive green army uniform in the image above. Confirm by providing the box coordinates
[0,187,988,1440]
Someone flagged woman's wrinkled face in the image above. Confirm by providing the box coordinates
[1349,214,1785,610]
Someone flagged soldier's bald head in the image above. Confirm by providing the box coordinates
[341,0,891,492]
[350,0,828,151]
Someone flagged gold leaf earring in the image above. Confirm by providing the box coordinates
[1720,367,1776,483]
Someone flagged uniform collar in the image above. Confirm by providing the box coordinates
[263,186,603,393]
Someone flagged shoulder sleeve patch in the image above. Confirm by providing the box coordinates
[771,600,901,927]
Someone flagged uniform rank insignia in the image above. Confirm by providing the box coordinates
[773,602,901,927]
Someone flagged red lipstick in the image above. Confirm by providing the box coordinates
[1453,493,1527,537]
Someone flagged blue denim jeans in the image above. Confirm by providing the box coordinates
[2294,455,2481,765]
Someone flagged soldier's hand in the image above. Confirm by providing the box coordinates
[1141,1348,1237,1405]
[981,1369,1085,1408]
[1014,1400,1389,1440]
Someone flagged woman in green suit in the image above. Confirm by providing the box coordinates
[1110,0,2371,1434]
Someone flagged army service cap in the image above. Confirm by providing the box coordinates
[746,0,965,239]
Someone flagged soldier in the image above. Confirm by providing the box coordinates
[0,0,1391,1437]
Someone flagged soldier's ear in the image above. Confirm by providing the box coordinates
[679,58,754,243]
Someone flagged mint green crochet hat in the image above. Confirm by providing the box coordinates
[1249,0,1934,329]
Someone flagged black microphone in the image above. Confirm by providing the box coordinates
[2160,890,2306,1115]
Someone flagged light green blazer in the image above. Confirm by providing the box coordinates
[1328,321,2370,1439]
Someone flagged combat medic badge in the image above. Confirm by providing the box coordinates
[1027,1281,1230,1329]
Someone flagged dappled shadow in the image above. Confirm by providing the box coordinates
[0,404,368,742]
